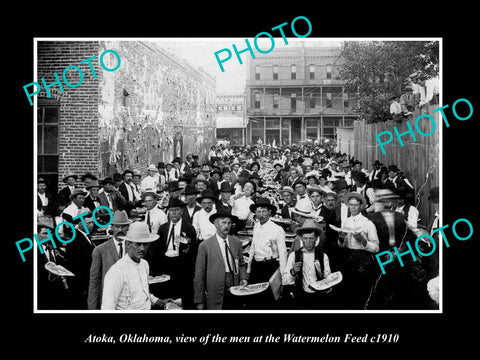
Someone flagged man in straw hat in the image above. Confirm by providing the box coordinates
[58,173,78,206]
[279,186,296,220]
[87,210,132,310]
[140,164,160,193]
[146,198,198,309]
[192,189,218,241]
[101,222,169,310]
[247,198,287,309]
[338,192,379,309]
[283,219,334,310]
[194,210,248,310]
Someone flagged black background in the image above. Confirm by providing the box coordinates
[6,5,478,356]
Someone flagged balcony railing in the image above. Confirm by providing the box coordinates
[246,78,345,87]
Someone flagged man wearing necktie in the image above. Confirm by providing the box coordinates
[87,210,132,310]
[145,198,198,309]
[194,210,247,310]
[37,217,68,309]
[65,209,97,310]
[142,191,168,234]
[293,179,313,214]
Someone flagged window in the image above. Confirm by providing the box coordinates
[38,102,59,193]
[326,64,332,80]
[290,93,296,110]
[343,92,349,108]
[273,93,279,109]
[291,64,296,80]
[306,119,318,141]
[309,64,315,79]
[251,119,264,143]
[309,93,315,109]
[273,65,278,80]
[255,65,260,80]
[326,93,333,108]
[254,92,261,109]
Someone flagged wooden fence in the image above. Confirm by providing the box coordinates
[353,103,440,226]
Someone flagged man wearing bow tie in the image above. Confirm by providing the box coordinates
[293,179,312,214]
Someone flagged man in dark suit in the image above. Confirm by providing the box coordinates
[280,186,296,219]
[194,210,248,310]
[181,184,201,224]
[65,210,96,309]
[87,210,132,310]
[83,180,102,212]
[118,170,140,214]
[37,178,54,215]
[97,177,127,212]
[37,217,68,309]
[145,198,198,309]
[57,173,77,206]
[216,182,234,214]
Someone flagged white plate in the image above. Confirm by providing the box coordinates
[309,271,343,291]
[328,224,364,234]
[230,282,270,296]
[44,262,75,276]
[148,274,171,284]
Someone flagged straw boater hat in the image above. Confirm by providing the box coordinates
[289,201,315,219]
[147,164,157,171]
[141,189,161,200]
[118,221,159,243]
[249,197,277,214]
[111,210,133,225]
[343,192,367,207]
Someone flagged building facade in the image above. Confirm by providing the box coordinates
[37,40,216,194]
[215,93,246,146]
[245,45,358,146]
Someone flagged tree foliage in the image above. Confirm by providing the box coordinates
[339,41,439,123]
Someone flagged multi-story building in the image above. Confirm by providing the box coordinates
[215,93,247,146]
[245,45,358,146]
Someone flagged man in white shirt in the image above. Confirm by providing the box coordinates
[142,191,168,234]
[58,174,78,206]
[101,222,169,310]
[192,189,217,241]
[293,180,312,214]
[338,192,379,309]
[284,219,333,309]
[140,164,159,193]
[62,188,89,221]
[37,178,51,215]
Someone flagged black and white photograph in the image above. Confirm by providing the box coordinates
[7,7,478,355]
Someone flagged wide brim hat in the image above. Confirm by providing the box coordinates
[181,184,200,195]
[37,216,55,229]
[147,164,157,171]
[343,192,367,207]
[111,210,133,225]
[85,180,101,189]
[166,198,187,209]
[220,182,234,193]
[209,210,240,224]
[101,177,115,186]
[373,160,383,166]
[289,202,316,219]
[333,180,349,192]
[118,222,159,243]
[292,179,307,188]
[387,165,400,172]
[295,219,324,237]
[273,162,284,169]
[375,189,400,202]
[196,189,217,203]
[69,188,88,200]
[81,173,98,182]
[168,181,181,192]
[63,174,78,183]
[141,190,161,200]
[249,198,277,214]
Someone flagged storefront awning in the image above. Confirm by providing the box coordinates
[216,114,246,128]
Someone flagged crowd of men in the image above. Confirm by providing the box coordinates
[36,142,440,311]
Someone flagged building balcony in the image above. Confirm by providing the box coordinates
[246,78,345,88]
[246,106,356,117]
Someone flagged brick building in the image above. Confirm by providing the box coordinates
[245,45,358,146]
[36,40,216,194]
